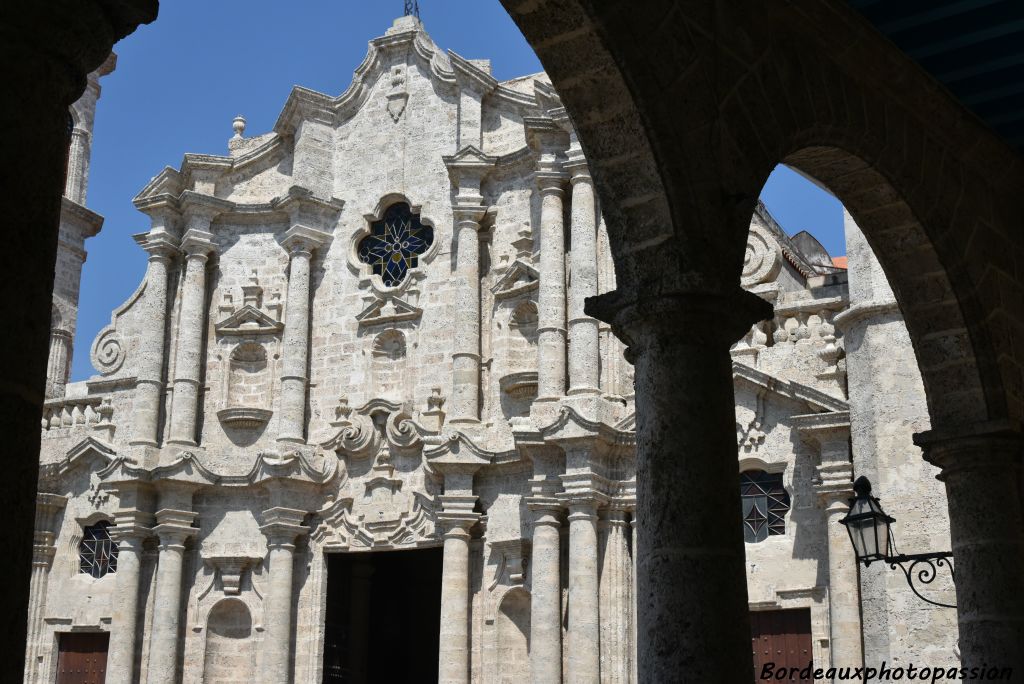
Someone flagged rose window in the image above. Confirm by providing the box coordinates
[357,202,433,287]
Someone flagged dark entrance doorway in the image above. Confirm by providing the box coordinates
[750,608,813,682]
[323,547,444,684]
[55,632,109,684]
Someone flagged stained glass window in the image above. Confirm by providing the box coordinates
[740,470,790,543]
[357,202,433,287]
[79,520,118,578]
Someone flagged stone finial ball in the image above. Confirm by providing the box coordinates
[232,115,246,138]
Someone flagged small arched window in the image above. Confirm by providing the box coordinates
[357,202,433,287]
[79,520,118,578]
[740,470,790,543]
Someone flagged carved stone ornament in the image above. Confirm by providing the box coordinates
[742,224,783,287]
[386,65,409,122]
[321,398,425,458]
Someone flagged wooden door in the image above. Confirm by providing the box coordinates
[55,632,109,684]
[750,609,813,682]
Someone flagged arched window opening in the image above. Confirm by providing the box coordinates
[740,470,789,543]
[79,520,118,578]
[357,202,433,287]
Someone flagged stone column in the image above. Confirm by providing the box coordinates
[536,171,569,401]
[567,497,600,683]
[147,508,198,684]
[915,425,1024,676]
[629,513,638,684]
[131,235,178,447]
[278,232,320,444]
[23,493,66,684]
[107,511,152,684]
[44,327,72,399]
[64,127,90,204]
[443,151,494,424]
[527,497,563,684]
[587,289,771,683]
[599,509,631,684]
[565,152,600,396]
[450,206,486,424]
[260,507,308,684]
[168,228,216,446]
[437,514,478,684]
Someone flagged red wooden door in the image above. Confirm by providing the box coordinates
[750,609,813,682]
[55,632,109,684]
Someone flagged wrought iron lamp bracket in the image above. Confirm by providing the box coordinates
[875,551,956,609]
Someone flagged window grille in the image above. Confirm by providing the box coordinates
[79,520,118,578]
[357,202,433,287]
[740,470,790,543]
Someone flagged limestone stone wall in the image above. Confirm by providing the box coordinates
[31,16,957,684]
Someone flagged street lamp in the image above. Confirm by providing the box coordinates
[839,476,956,609]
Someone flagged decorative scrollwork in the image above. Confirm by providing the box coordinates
[91,327,125,375]
[888,553,956,609]
[742,225,782,287]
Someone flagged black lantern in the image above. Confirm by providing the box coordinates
[838,475,956,609]
[839,476,894,565]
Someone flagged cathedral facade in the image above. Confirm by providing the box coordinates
[32,17,957,684]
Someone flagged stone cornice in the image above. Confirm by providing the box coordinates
[832,298,901,332]
[791,410,851,434]
[449,51,498,95]
[537,406,636,454]
[733,362,848,413]
[60,197,104,238]
[98,448,337,490]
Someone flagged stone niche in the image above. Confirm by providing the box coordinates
[213,272,282,434]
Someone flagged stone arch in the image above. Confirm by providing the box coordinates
[496,587,531,682]
[203,598,255,684]
[502,0,1022,428]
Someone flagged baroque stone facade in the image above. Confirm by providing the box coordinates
[32,17,957,683]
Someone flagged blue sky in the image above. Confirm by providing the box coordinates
[73,1,842,381]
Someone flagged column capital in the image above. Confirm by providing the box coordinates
[585,288,773,360]
[535,170,568,194]
[436,511,480,537]
[814,462,855,507]
[914,420,1024,478]
[565,497,599,521]
[452,203,488,226]
[180,228,216,258]
[34,492,67,532]
[526,496,564,526]
[260,506,309,548]
[139,233,180,262]
[153,508,198,549]
[110,509,155,545]
[282,224,332,255]
[564,159,591,184]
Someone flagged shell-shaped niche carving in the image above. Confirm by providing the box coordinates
[507,301,538,368]
[371,329,407,398]
[203,599,256,682]
[218,341,272,429]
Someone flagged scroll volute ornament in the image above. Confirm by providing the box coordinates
[742,224,783,287]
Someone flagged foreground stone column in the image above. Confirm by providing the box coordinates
[107,511,151,684]
[528,497,563,684]
[588,290,771,682]
[450,206,485,424]
[437,513,478,684]
[565,153,600,396]
[23,494,66,684]
[131,236,178,447]
[915,424,1024,676]
[567,498,600,683]
[147,509,198,684]
[599,509,631,684]
[260,507,308,684]
[168,228,216,445]
[278,234,319,444]
[536,171,568,401]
